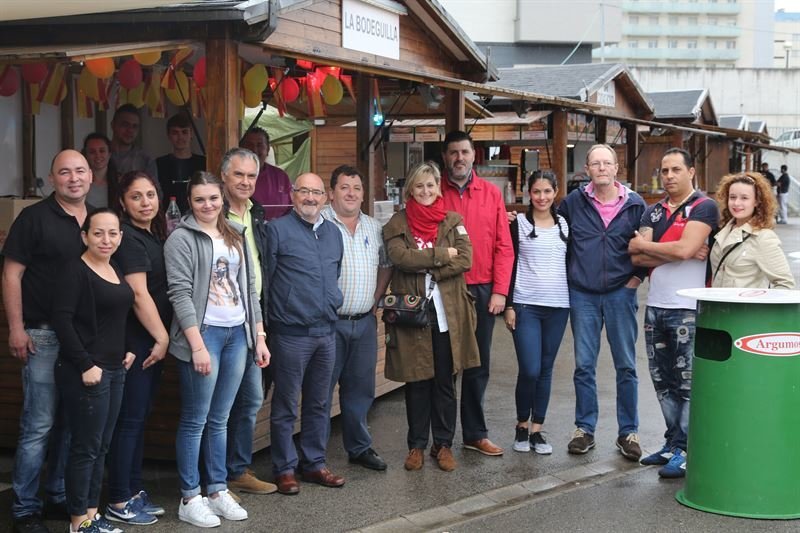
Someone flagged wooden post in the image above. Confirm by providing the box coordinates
[595,116,607,144]
[21,89,35,197]
[671,129,683,148]
[60,71,74,150]
[205,33,239,175]
[444,88,464,134]
[356,74,375,215]
[551,109,568,199]
[626,122,638,190]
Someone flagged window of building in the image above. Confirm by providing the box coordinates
[708,40,718,49]
[649,15,658,25]
[727,0,737,3]
[629,15,639,24]
[708,17,718,25]
[629,40,639,48]
[709,0,718,3]
[648,40,658,48]
[668,40,678,48]
[688,16,698,25]
[669,15,678,25]
[688,40,698,49]
[726,40,736,49]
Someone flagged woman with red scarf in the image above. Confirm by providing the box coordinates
[382,162,479,472]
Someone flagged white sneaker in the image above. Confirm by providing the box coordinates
[178,495,221,528]
[206,490,248,521]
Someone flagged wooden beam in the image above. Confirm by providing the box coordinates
[551,110,568,199]
[444,88,464,134]
[21,90,35,197]
[595,116,607,144]
[205,33,239,175]
[356,74,376,216]
[626,123,639,190]
[60,71,74,151]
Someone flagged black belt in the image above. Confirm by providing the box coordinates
[337,312,370,321]
[24,322,53,330]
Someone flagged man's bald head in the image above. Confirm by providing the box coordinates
[292,173,326,223]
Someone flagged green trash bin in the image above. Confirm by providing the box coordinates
[675,288,800,519]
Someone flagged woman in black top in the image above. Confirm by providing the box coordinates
[105,171,172,525]
[52,208,134,533]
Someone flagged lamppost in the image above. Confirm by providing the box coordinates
[784,40,792,70]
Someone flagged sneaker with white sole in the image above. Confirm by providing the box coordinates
[567,428,595,454]
[206,490,248,521]
[658,448,687,478]
[70,519,101,533]
[134,491,165,517]
[106,499,158,525]
[640,443,673,466]
[616,433,642,461]
[512,426,530,452]
[530,432,553,455]
[178,495,221,528]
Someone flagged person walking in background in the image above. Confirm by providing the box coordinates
[777,165,791,225]
[165,172,269,528]
[710,172,795,289]
[52,209,135,533]
[3,149,93,533]
[265,173,345,495]
[110,104,157,179]
[156,113,206,212]
[82,133,119,208]
[440,130,512,458]
[558,144,647,461]
[504,171,569,456]
[383,162,479,472]
[220,148,277,499]
[239,127,292,221]
[322,165,393,472]
[628,148,718,478]
[105,172,172,526]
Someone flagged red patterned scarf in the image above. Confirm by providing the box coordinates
[405,196,447,244]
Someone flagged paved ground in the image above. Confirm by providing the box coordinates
[0,218,797,532]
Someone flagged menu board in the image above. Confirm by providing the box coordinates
[414,126,441,142]
[389,126,414,143]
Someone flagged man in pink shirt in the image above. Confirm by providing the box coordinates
[240,127,293,221]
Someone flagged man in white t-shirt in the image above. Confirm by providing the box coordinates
[628,148,718,479]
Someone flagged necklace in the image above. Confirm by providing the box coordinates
[667,190,695,209]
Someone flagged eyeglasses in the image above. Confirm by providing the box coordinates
[588,161,617,169]
[292,187,326,197]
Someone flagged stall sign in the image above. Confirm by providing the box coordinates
[342,0,400,60]
[522,118,547,140]
[414,126,440,142]
[494,125,521,141]
[389,126,414,143]
[470,125,493,141]
[597,81,616,107]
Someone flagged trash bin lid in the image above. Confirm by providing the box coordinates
[677,288,800,304]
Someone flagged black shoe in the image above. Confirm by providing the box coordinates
[349,448,388,471]
[43,500,69,520]
[13,514,50,533]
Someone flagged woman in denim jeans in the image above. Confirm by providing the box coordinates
[104,171,172,526]
[164,172,270,528]
[504,171,570,455]
[52,209,135,533]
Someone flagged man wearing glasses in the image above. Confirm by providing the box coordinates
[265,173,345,495]
[558,144,646,461]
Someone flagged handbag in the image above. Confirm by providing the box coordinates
[378,277,436,328]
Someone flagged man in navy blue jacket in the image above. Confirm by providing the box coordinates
[265,173,345,495]
[558,144,646,461]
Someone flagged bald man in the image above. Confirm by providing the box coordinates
[265,173,345,495]
[3,150,94,532]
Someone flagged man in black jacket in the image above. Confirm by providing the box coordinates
[220,148,275,499]
[777,165,791,224]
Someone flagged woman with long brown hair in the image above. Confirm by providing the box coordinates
[710,172,795,289]
[164,171,270,527]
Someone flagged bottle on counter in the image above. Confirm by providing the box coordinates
[166,196,181,235]
[505,181,515,205]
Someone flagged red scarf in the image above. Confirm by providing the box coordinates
[405,196,447,245]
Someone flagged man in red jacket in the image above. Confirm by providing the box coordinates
[440,130,514,456]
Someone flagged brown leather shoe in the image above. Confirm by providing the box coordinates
[464,438,504,456]
[301,467,345,488]
[404,448,424,471]
[275,473,300,495]
[430,444,457,472]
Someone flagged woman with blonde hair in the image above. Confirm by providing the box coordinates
[710,171,795,289]
[382,162,479,472]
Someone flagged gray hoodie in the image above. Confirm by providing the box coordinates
[164,214,263,362]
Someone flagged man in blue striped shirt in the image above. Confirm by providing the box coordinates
[322,165,393,471]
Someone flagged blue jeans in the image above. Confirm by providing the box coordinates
[270,332,335,476]
[226,355,264,479]
[461,283,494,442]
[57,361,125,517]
[106,330,163,504]
[12,328,68,519]
[570,286,639,436]
[644,306,695,452]
[512,305,569,424]
[327,314,378,457]
[176,324,247,499]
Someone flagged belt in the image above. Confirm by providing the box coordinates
[337,312,370,321]
[24,322,54,330]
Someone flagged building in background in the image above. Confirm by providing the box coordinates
[592,0,775,68]
[773,9,800,69]
[437,0,622,67]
